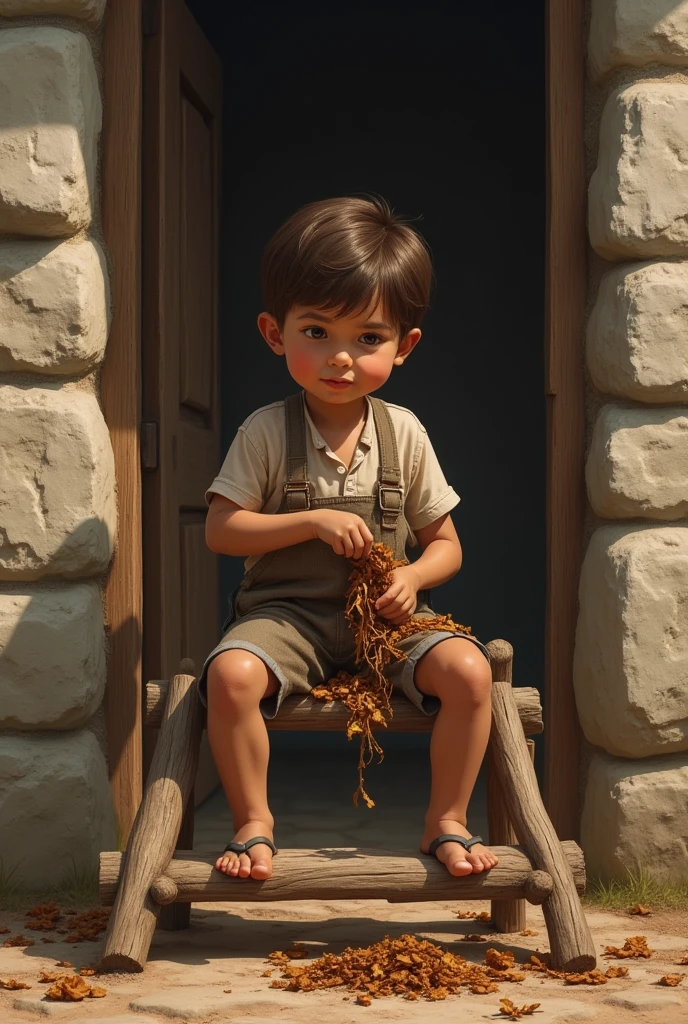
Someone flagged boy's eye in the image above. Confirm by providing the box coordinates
[303,326,327,339]
[360,333,382,346]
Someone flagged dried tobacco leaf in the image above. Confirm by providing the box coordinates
[0,978,31,990]
[25,903,62,932]
[658,974,685,986]
[628,904,651,916]
[498,998,541,1020]
[0,927,10,934]
[313,543,473,806]
[484,949,516,972]
[457,910,491,921]
[519,929,538,937]
[604,966,629,978]
[462,933,488,942]
[676,956,688,966]
[603,936,653,959]
[45,975,92,1001]
[2,934,34,948]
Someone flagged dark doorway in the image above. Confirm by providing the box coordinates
[186,1,546,773]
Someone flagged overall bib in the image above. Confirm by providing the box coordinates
[199,392,488,717]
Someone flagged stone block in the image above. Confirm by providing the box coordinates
[0,240,110,374]
[0,0,105,20]
[586,404,688,519]
[0,385,116,580]
[0,582,105,729]
[589,83,688,260]
[589,0,688,80]
[581,750,688,881]
[587,260,688,403]
[0,730,117,886]
[574,525,688,758]
[0,27,101,237]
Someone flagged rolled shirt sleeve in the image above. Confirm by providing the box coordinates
[403,424,460,531]
[205,426,268,510]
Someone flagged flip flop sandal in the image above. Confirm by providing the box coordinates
[222,836,278,857]
[425,834,484,858]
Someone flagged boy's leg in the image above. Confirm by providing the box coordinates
[388,630,498,877]
[206,649,279,880]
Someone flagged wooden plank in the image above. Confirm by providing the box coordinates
[101,669,202,972]
[544,0,587,841]
[145,683,543,734]
[100,841,585,906]
[100,0,143,844]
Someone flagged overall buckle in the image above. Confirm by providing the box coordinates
[283,481,311,510]
[378,483,403,514]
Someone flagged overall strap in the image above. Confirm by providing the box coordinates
[283,393,311,511]
[368,397,404,534]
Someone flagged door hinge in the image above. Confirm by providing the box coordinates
[142,0,159,38]
[141,421,159,471]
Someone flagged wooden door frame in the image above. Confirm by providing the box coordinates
[100,0,587,843]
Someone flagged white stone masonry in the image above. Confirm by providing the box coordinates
[0,27,101,237]
[589,0,688,80]
[589,82,688,260]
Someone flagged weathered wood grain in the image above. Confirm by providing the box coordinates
[100,841,585,905]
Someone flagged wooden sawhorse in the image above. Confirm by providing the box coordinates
[99,640,595,972]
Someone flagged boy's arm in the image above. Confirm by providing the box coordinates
[205,494,375,559]
[404,513,463,590]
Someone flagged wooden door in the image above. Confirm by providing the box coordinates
[142,0,222,805]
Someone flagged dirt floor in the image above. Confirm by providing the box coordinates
[2,746,687,1023]
[1,897,687,1023]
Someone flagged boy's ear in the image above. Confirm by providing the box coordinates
[257,312,285,355]
[393,328,422,366]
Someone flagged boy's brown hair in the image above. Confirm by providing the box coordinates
[262,196,433,338]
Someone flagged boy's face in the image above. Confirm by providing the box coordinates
[258,301,421,405]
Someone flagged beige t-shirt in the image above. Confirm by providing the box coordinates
[206,392,460,570]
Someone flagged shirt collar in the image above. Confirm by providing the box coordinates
[301,392,373,451]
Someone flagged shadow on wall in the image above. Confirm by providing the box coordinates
[0,518,120,889]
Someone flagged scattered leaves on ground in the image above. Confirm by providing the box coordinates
[497,997,541,1020]
[0,927,10,934]
[2,934,34,948]
[628,904,651,916]
[0,977,31,989]
[658,974,685,986]
[267,933,522,1001]
[603,936,653,959]
[62,907,110,943]
[312,543,473,806]
[462,933,488,941]
[522,955,628,985]
[25,902,62,932]
[457,910,492,921]
[44,974,106,1000]
[519,929,538,936]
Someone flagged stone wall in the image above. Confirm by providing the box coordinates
[0,0,117,886]
[577,0,688,881]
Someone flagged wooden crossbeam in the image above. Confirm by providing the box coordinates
[145,683,543,734]
[100,841,584,907]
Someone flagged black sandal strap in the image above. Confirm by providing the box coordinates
[428,834,484,857]
[223,835,277,856]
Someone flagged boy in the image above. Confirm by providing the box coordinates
[201,196,497,882]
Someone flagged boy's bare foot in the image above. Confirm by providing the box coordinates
[420,819,499,877]
[214,821,276,880]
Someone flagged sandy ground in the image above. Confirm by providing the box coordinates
[2,745,687,1023]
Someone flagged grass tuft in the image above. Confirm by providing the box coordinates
[583,866,688,912]
[0,858,100,914]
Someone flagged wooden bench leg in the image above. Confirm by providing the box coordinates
[159,797,195,931]
[487,642,526,933]
[486,640,595,972]
[100,661,202,971]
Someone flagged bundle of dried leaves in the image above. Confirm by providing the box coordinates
[267,933,531,1002]
[0,977,31,990]
[312,543,473,805]
[2,934,34,948]
[457,910,491,922]
[603,936,653,959]
[43,974,106,1001]
[25,903,62,932]
[659,974,685,986]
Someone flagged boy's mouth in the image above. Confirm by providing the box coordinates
[322,378,353,389]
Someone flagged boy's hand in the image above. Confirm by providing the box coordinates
[375,565,421,624]
[311,509,374,559]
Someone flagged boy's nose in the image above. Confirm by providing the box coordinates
[328,350,353,366]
